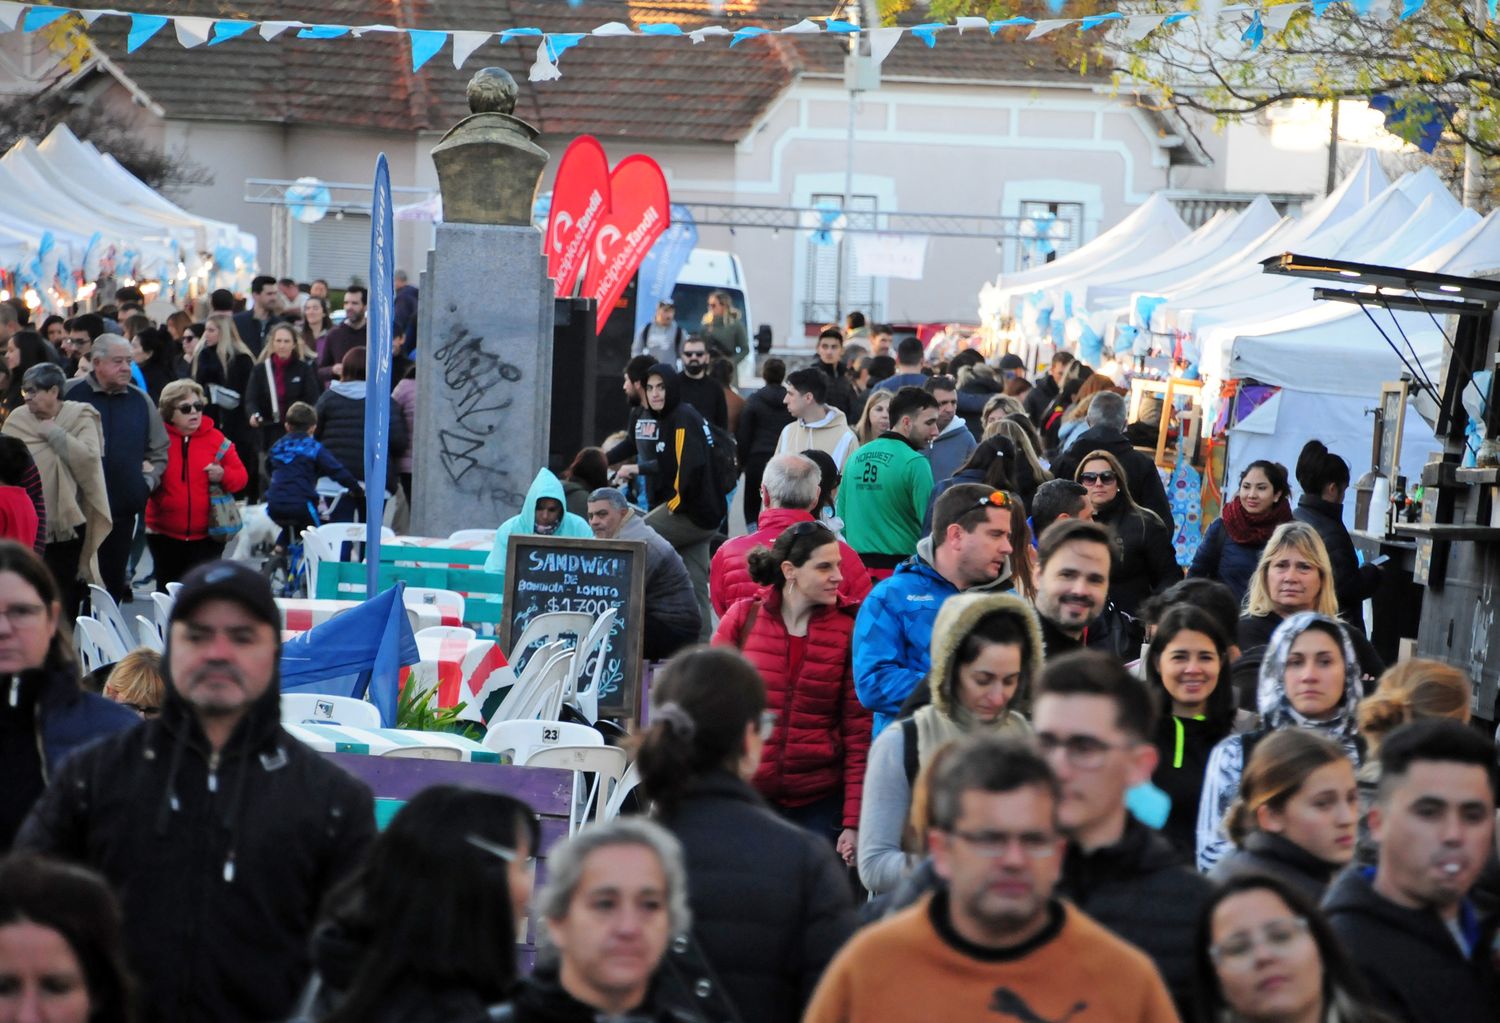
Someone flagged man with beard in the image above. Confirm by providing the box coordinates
[317,285,369,385]
[1033,518,1139,659]
[675,335,728,430]
[853,484,1015,735]
[483,467,594,586]
[804,734,1178,1023]
[17,560,375,1023]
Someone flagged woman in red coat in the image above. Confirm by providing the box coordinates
[713,521,872,865]
[145,379,249,589]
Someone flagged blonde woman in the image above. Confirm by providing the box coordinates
[1238,521,1384,684]
[103,647,166,718]
[194,313,258,499]
[700,290,749,364]
[245,322,321,455]
[853,388,892,446]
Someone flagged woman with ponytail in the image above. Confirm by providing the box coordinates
[1209,729,1358,900]
[1293,439,1380,633]
[711,522,870,861]
[635,647,856,1023]
[1353,658,1473,865]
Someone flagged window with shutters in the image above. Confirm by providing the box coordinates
[293,213,373,287]
[1018,200,1084,270]
[803,193,879,325]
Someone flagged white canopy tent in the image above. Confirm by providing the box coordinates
[981,192,1193,319]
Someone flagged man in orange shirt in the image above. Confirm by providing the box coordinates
[804,734,1179,1023]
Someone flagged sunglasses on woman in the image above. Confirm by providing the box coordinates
[1079,471,1117,486]
[176,402,206,415]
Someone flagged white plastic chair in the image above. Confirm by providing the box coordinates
[482,719,603,762]
[134,615,164,653]
[603,760,642,821]
[404,587,466,624]
[165,582,184,599]
[486,639,564,722]
[524,745,629,834]
[74,616,126,674]
[87,585,137,655]
[415,625,478,644]
[308,523,397,563]
[382,746,462,761]
[511,649,572,722]
[566,607,617,724]
[280,693,382,730]
[150,591,174,633]
[446,529,496,545]
[507,611,594,676]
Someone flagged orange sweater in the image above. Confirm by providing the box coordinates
[804,894,1180,1023]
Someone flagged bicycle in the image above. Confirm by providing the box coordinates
[264,501,320,598]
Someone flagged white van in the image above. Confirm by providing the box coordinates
[666,248,753,349]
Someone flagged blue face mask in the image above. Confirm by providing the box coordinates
[1126,781,1172,830]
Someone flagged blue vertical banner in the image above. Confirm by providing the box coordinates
[633,204,698,339]
[365,153,394,596]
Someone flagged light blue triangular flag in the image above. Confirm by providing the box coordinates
[730,26,768,46]
[1081,11,1124,29]
[209,20,257,45]
[128,14,170,52]
[22,6,70,31]
[1242,10,1265,48]
[409,29,446,70]
[640,23,684,35]
[500,27,542,42]
[298,25,351,39]
[545,33,586,61]
[1399,0,1425,17]
[910,22,943,46]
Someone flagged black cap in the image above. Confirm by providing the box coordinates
[170,560,280,634]
[999,354,1026,371]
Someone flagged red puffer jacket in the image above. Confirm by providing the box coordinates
[713,585,871,828]
[709,506,872,617]
[145,417,249,541]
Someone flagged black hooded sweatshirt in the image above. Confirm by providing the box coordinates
[16,642,376,1023]
[635,363,726,530]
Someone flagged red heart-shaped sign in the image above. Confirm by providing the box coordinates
[546,135,610,297]
[583,155,670,332]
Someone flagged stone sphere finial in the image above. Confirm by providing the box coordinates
[467,67,518,115]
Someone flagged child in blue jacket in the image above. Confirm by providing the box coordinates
[265,401,361,550]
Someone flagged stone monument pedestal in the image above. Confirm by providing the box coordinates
[410,222,554,537]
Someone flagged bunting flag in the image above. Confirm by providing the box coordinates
[0,2,1444,82]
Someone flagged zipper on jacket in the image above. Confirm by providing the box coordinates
[207,749,219,793]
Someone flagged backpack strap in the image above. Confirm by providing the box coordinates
[902,717,920,787]
[735,602,759,650]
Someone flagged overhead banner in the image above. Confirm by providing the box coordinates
[851,232,929,280]
[546,135,609,296]
[583,155,670,332]
[633,203,697,339]
[365,151,394,594]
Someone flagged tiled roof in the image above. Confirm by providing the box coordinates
[85,1,1101,143]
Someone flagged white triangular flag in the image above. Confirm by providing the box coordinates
[869,26,902,66]
[591,22,633,36]
[1198,0,1224,26]
[529,39,561,82]
[781,18,821,33]
[1367,0,1395,18]
[956,15,989,32]
[452,30,490,67]
[1262,3,1303,30]
[259,21,297,41]
[689,25,730,43]
[173,16,214,48]
[1026,19,1071,38]
[1117,13,1170,42]
[78,9,109,26]
[0,2,26,31]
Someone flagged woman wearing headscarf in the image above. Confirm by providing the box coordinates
[1195,612,1364,872]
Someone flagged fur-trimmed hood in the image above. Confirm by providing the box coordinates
[924,592,1045,719]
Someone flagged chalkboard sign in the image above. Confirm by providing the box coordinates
[500,535,647,721]
[1377,381,1409,483]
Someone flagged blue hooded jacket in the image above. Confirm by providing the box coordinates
[264,432,360,521]
[482,468,594,583]
[852,536,1009,736]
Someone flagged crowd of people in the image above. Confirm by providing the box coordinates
[0,290,1495,1023]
